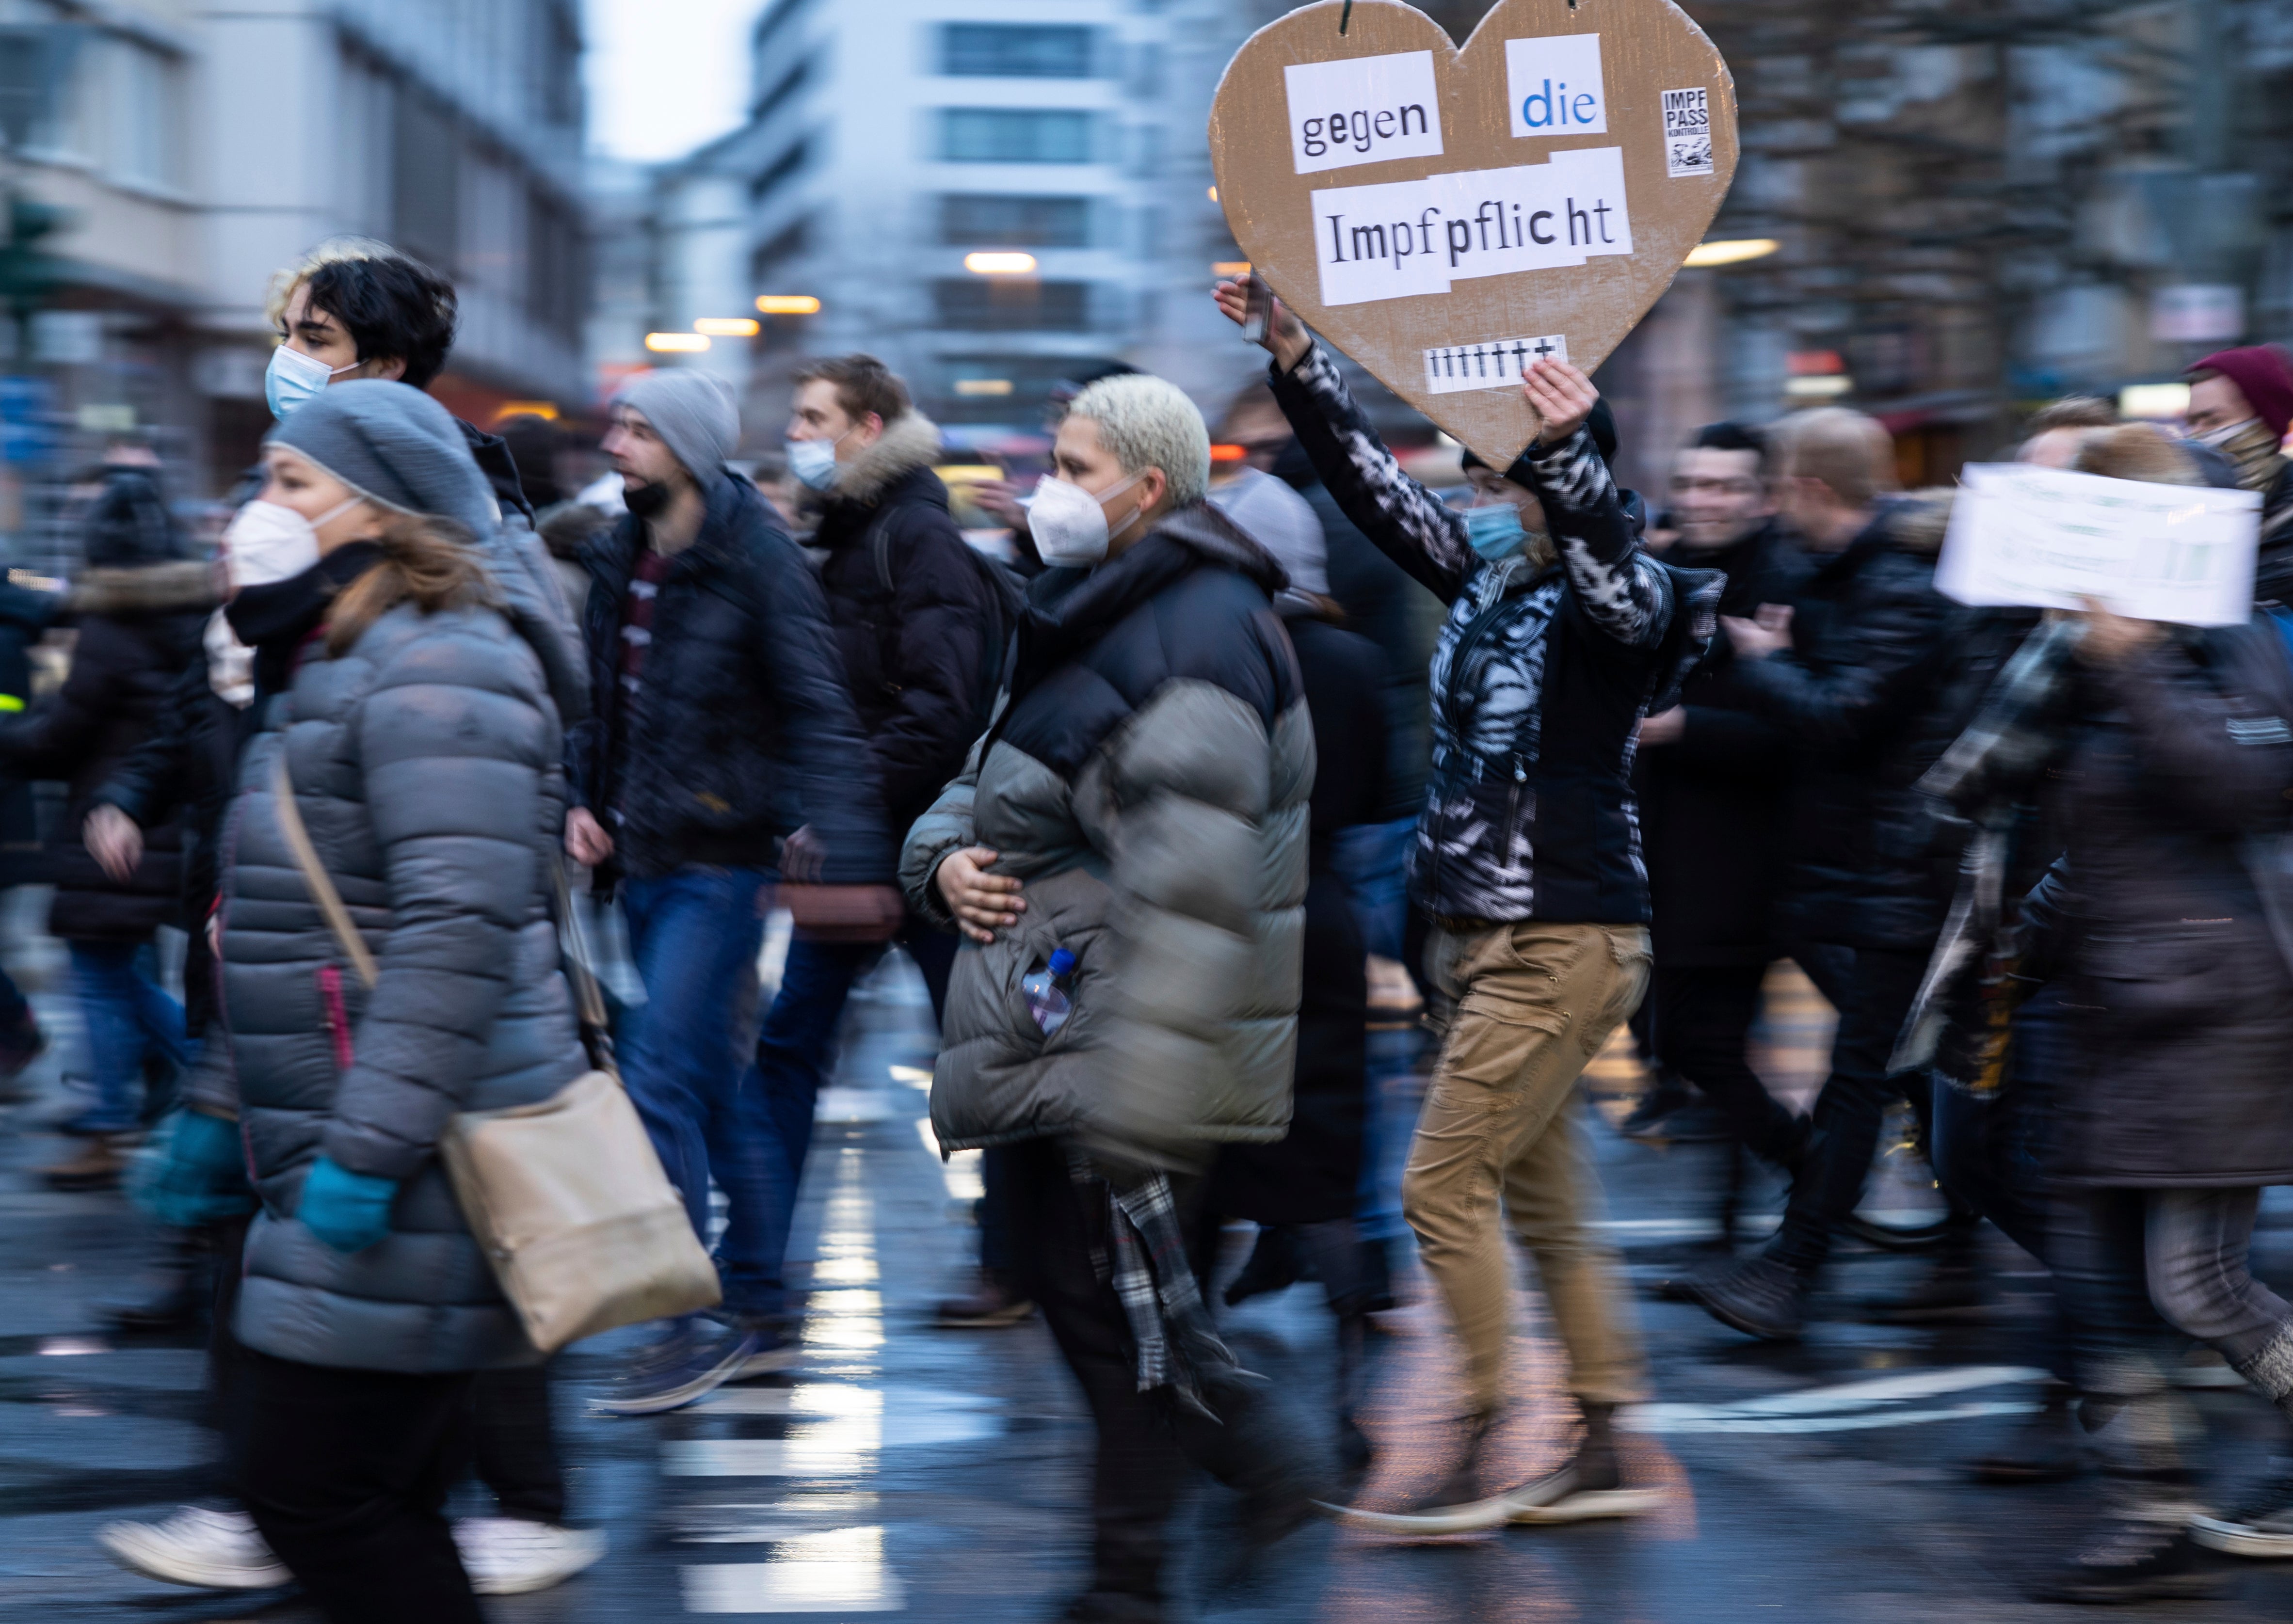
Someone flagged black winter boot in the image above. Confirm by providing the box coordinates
[98,1227,208,1333]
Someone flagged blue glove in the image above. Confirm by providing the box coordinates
[297,1155,398,1253]
[130,1109,255,1229]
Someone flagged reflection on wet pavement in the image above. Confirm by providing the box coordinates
[5,950,2293,1619]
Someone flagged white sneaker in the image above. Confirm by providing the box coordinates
[96,1505,290,1590]
[452,1516,608,1595]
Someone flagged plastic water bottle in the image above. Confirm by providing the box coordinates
[1023,948,1077,1036]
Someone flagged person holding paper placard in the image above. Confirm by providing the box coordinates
[1216,276,1719,1532]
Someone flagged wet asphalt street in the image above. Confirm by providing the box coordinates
[6,928,2293,1623]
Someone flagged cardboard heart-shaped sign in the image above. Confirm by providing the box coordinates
[1210,0,1736,466]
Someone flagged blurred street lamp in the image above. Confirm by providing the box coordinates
[755,295,821,315]
[963,252,1036,275]
[645,332,711,353]
[954,379,1013,396]
[694,317,761,336]
[2119,382,2191,421]
[1684,238,1779,269]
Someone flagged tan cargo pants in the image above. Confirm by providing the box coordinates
[1402,920,1652,1413]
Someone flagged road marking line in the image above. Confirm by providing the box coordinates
[681,1527,904,1613]
[1626,1365,2049,1433]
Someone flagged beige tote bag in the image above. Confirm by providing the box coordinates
[271,752,721,1353]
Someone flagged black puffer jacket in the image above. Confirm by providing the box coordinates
[901,504,1314,1166]
[0,560,213,939]
[1732,496,1960,951]
[1635,518,1807,966]
[567,471,891,884]
[810,412,1016,831]
[97,641,254,1033]
[2027,622,2293,1187]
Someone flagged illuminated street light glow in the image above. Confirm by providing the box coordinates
[1684,238,1780,269]
[954,379,1013,396]
[755,294,822,314]
[1212,261,1251,276]
[694,317,761,336]
[963,252,1037,275]
[2119,382,2191,420]
[645,332,711,353]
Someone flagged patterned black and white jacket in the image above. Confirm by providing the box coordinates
[1268,342,1718,924]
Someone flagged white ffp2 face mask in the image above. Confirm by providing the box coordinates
[221,495,364,590]
[1024,472,1143,567]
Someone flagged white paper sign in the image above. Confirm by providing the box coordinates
[1423,334,1569,394]
[1284,51,1445,175]
[1506,35,1606,137]
[1936,463,2262,627]
[1310,145,1631,306]
[1662,87,1712,177]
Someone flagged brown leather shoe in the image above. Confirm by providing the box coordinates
[934,1270,1035,1328]
[44,1132,134,1192]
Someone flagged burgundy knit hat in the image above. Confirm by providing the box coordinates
[2190,345,2293,437]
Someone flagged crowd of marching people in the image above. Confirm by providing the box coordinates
[4,224,2293,1619]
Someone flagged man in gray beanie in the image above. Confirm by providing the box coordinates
[609,370,739,487]
[568,367,895,1415]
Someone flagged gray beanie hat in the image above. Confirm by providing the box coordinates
[267,380,497,537]
[612,369,739,481]
[1207,467,1328,598]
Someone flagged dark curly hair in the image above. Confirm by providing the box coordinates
[296,249,460,390]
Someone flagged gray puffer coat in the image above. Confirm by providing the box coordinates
[901,504,1314,1170]
[224,591,589,1373]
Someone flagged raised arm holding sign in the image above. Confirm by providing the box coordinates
[1208,0,1736,467]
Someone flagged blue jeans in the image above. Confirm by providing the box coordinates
[739,924,957,1314]
[618,867,770,1317]
[68,939,194,1132]
[1331,816,1415,963]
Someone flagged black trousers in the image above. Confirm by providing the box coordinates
[206,1225,564,1523]
[239,1349,483,1624]
[1006,1138,1277,1604]
[1652,963,1801,1163]
[1769,943,1934,1272]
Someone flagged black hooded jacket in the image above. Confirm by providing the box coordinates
[808,413,1017,833]
[1731,495,1962,951]
[0,558,213,939]
[567,471,891,884]
[1635,517,1809,965]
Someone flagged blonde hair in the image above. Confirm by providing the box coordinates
[324,514,497,655]
[1066,374,1212,508]
[2072,423,2203,488]
[1777,408,1898,509]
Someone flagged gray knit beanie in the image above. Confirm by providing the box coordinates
[612,369,740,482]
[266,379,497,537]
[1208,467,1328,598]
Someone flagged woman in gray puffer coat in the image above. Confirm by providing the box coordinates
[207,382,589,1624]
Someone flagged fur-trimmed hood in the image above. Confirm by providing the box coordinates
[826,411,944,505]
[70,559,218,619]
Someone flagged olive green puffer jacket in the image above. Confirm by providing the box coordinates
[901,504,1314,1170]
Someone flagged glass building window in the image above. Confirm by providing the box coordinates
[932,278,1091,331]
[938,109,1096,163]
[938,195,1090,248]
[941,24,1095,79]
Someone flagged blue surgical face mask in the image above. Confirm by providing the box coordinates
[786,431,847,491]
[264,343,359,421]
[1463,501,1529,562]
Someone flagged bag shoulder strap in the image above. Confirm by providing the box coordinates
[270,748,377,989]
